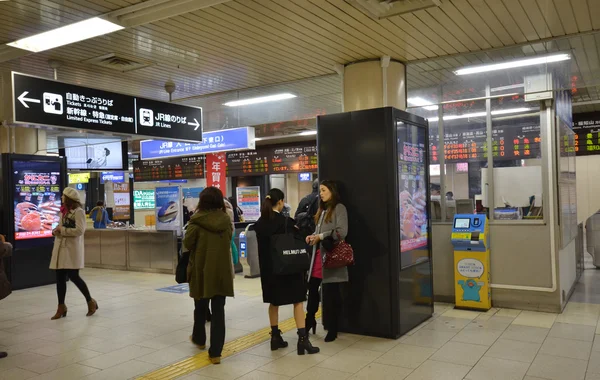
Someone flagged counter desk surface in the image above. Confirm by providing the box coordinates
[84,228,177,274]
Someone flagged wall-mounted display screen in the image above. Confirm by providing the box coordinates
[13,160,62,240]
[454,218,471,229]
[397,120,429,268]
[62,138,127,170]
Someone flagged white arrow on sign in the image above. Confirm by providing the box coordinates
[188,118,200,131]
[17,91,41,108]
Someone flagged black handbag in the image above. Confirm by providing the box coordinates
[176,251,190,284]
[270,222,310,275]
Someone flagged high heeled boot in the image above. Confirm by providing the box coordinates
[297,330,320,355]
[86,299,99,317]
[270,329,288,351]
[51,304,68,320]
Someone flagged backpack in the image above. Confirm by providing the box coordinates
[296,194,319,234]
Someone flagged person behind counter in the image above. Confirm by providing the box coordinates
[0,235,12,359]
[184,187,234,365]
[254,188,319,355]
[306,180,349,343]
[50,188,98,320]
[90,201,111,229]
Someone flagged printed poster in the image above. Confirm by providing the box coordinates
[182,187,204,211]
[113,182,130,220]
[236,186,261,222]
[155,186,182,234]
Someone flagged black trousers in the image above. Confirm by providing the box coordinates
[56,269,91,305]
[323,282,342,332]
[193,296,226,358]
[307,276,322,318]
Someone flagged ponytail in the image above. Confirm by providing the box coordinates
[260,188,285,220]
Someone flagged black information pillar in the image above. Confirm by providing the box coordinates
[317,107,433,339]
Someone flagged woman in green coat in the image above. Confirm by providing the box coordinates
[184,187,234,364]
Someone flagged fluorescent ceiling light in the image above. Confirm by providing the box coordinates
[299,131,317,136]
[428,108,532,122]
[408,97,438,111]
[7,17,124,52]
[455,54,570,75]
[223,93,297,107]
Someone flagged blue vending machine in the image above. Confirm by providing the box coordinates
[451,214,491,311]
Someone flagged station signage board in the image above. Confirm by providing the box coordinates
[10,72,203,142]
[140,127,255,160]
[100,171,125,184]
[68,172,90,184]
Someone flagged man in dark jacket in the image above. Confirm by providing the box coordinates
[0,235,12,359]
[295,179,320,237]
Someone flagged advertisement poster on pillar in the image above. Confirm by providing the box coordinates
[13,161,62,240]
[206,153,227,193]
[155,186,182,234]
[112,182,130,220]
[397,121,429,265]
[136,97,203,143]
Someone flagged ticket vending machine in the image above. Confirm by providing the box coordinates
[451,214,491,311]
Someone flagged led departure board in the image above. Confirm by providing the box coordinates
[429,123,542,164]
[226,143,317,177]
[226,150,270,176]
[573,112,600,156]
[133,156,204,182]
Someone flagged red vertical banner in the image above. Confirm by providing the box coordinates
[206,153,227,193]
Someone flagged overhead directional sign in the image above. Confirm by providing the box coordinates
[135,97,203,141]
[140,127,255,160]
[10,72,203,142]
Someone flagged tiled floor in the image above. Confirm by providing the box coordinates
[3,268,600,380]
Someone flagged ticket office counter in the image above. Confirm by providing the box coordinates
[84,229,177,274]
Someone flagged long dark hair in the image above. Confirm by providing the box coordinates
[63,197,82,211]
[315,180,340,224]
[197,187,225,212]
[261,188,285,220]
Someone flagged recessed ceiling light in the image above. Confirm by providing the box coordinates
[7,17,124,53]
[427,108,532,122]
[455,54,571,75]
[223,93,297,107]
[408,97,438,111]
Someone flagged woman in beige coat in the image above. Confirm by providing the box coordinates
[50,187,97,320]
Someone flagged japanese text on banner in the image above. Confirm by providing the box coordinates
[206,153,227,192]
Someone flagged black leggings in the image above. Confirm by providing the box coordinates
[56,269,91,305]
[323,282,342,332]
[307,276,322,318]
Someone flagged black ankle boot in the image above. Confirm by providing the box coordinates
[270,330,288,351]
[324,330,338,342]
[305,314,317,334]
[297,330,320,355]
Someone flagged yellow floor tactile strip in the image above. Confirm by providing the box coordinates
[137,310,322,380]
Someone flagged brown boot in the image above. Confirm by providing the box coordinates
[51,304,68,320]
[86,299,99,317]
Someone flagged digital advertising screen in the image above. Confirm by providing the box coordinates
[397,120,429,267]
[63,138,125,170]
[13,160,62,241]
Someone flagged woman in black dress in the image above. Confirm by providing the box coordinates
[254,188,319,355]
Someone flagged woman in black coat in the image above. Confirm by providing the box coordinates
[254,188,319,355]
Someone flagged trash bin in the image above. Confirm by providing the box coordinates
[239,224,260,278]
[585,211,600,268]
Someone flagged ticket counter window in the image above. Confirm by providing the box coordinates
[490,99,542,221]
